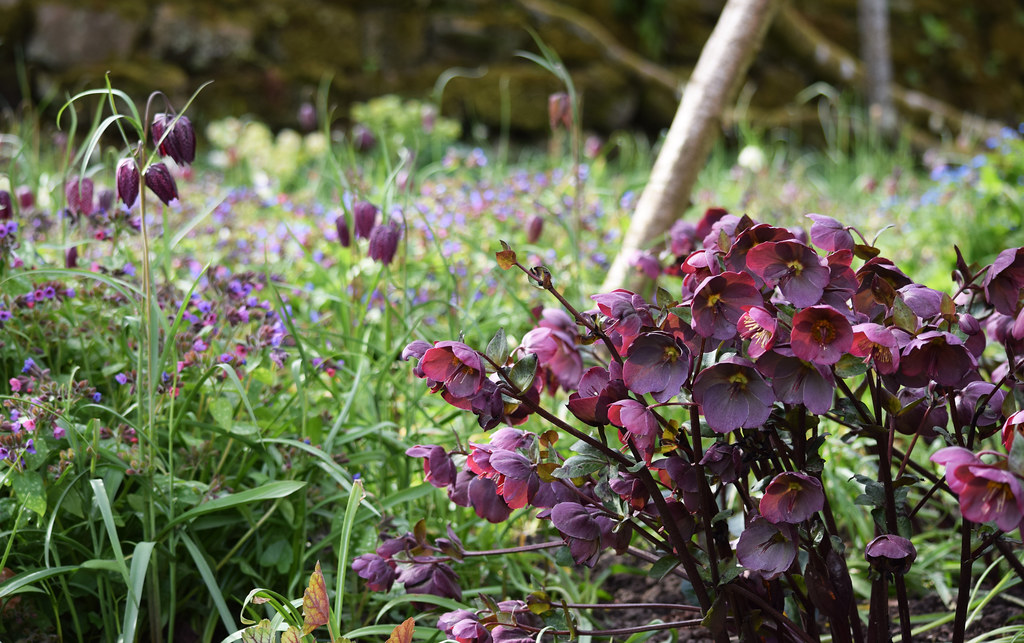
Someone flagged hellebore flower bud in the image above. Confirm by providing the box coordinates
[65,176,95,215]
[151,113,196,165]
[368,221,402,265]
[335,214,350,247]
[0,190,10,220]
[144,163,179,205]
[116,159,140,208]
[352,201,378,240]
[66,246,78,269]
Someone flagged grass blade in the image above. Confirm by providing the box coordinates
[333,478,365,628]
[180,532,235,633]
[90,478,130,584]
[158,480,306,537]
[120,541,155,643]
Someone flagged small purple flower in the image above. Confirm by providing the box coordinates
[65,176,95,216]
[590,289,654,346]
[352,553,396,592]
[0,190,10,219]
[932,447,1024,532]
[983,247,1024,315]
[353,201,378,240]
[608,398,659,461]
[92,392,102,402]
[22,358,35,373]
[864,534,917,575]
[335,214,350,247]
[550,502,602,566]
[760,471,825,524]
[737,306,779,359]
[419,341,485,400]
[806,214,854,252]
[368,221,401,265]
[114,373,129,385]
[850,323,901,375]
[790,305,853,366]
[397,560,462,600]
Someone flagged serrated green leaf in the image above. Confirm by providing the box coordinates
[551,455,606,479]
[12,471,46,516]
[485,328,508,365]
[508,353,538,393]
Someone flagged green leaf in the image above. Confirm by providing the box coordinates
[209,397,235,432]
[648,555,680,581]
[890,295,918,333]
[551,455,606,479]
[508,353,538,393]
[121,541,155,643]
[180,532,235,633]
[282,627,303,643]
[11,471,46,517]
[0,565,79,599]
[159,480,306,537]
[485,328,509,365]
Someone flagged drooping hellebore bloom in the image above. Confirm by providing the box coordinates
[520,309,583,392]
[622,331,690,403]
[351,553,396,592]
[567,366,629,426]
[65,176,95,215]
[954,381,1006,431]
[550,501,602,566]
[418,341,486,399]
[608,398,660,462]
[352,201,378,240]
[983,247,1024,315]
[405,444,457,488]
[790,305,854,366]
[932,446,1024,532]
[115,159,140,208]
[368,220,402,265]
[746,240,830,307]
[151,113,196,165]
[397,560,462,600]
[736,515,799,580]
[590,289,655,346]
[144,163,179,205]
[899,330,977,387]
[849,322,901,375]
[755,348,836,415]
[738,306,780,359]
[864,534,917,575]
[759,471,825,524]
[1003,410,1024,451]
[806,213,855,252]
[690,271,764,340]
[692,356,775,433]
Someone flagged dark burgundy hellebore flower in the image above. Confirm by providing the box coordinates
[1003,410,1024,451]
[692,356,774,433]
[864,534,917,575]
[116,159,140,208]
[746,240,830,307]
[151,113,196,165]
[690,271,764,340]
[700,442,743,484]
[451,619,492,643]
[468,474,513,523]
[790,305,854,366]
[521,310,583,392]
[806,213,855,252]
[590,289,655,344]
[759,471,825,524]
[954,381,1006,431]
[419,341,485,399]
[437,611,479,638]
[368,221,402,265]
[144,163,179,205]
[850,323,901,374]
[983,247,1024,315]
[487,449,540,509]
[567,366,628,426]
[0,190,10,220]
[736,516,798,580]
[65,176,95,215]
[932,447,1024,532]
[756,348,836,415]
[405,444,457,488]
[622,331,690,403]
[352,553,396,592]
[893,386,947,437]
[353,201,378,240]
[899,330,977,387]
[608,398,659,461]
[397,560,461,600]
[550,502,602,566]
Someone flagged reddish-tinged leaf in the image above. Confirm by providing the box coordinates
[386,617,416,643]
[241,620,274,643]
[282,627,303,643]
[496,241,517,270]
[302,561,330,634]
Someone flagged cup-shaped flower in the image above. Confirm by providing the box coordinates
[352,553,396,592]
[622,331,690,403]
[488,450,539,509]
[65,176,95,215]
[406,444,457,488]
[864,534,917,576]
[590,289,654,345]
[736,516,798,580]
[144,163,179,205]
[759,471,825,524]
[983,247,1024,315]
[451,619,492,643]
[738,306,779,358]
[746,240,830,307]
[899,330,977,387]
[700,442,743,484]
[954,381,1006,431]
[932,447,1024,532]
[520,324,583,392]
[353,201,378,239]
[692,356,774,433]
[550,502,602,566]
[151,113,196,165]
[567,366,628,426]
[893,386,947,436]
[608,398,659,461]
[791,305,853,365]
[0,190,10,220]
[850,323,901,374]
[438,612,483,641]
[116,159,140,208]
[807,214,855,252]
[368,221,402,265]
[691,271,763,340]
[755,348,835,415]
[419,341,485,399]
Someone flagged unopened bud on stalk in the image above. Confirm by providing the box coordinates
[151,113,196,165]
[116,159,140,208]
[353,201,378,240]
[368,221,402,265]
[335,214,350,247]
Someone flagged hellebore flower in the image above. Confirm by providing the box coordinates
[690,271,764,340]
[983,247,1024,315]
[368,221,402,265]
[738,306,780,358]
[864,535,917,575]
[353,201,378,240]
[807,213,855,252]
[700,442,743,484]
[144,163,179,205]
[849,322,901,375]
[65,176,95,215]
[567,366,629,426]
[760,471,825,524]
[932,447,1024,532]
[397,561,461,600]
[405,444,457,488]
[897,284,945,321]
[899,330,977,387]
[736,516,799,580]
[692,356,775,433]
[487,449,540,509]
[0,190,10,219]
[954,381,1006,431]
[468,475,513,523]
[352,553,396,592]
[520,315,583,392]
[790,305,854,366]
[550,502,602,566]
[590,289,654,345]
[756,348,836,415]
[419,341,485,399]
[608,398,660,461]
[116,159,140,208]
[151,113,196,165]
[451,620,492,643]
[746,240,830,307]
[622,331,690,402]
[723,223,795,282]
[1003,410,1024,451]
[437,611,479,638]
[893,386,947,437]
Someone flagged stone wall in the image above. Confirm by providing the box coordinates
[0,0,1021,135]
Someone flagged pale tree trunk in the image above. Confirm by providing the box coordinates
[859,0,895,132]
[602,0,779,293]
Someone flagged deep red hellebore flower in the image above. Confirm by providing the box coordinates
[790,305,853,365]
[691,271,763,340]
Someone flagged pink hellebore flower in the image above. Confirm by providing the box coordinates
[759,471,825,524]
[932,447,1024,533]
[418,341,486,399]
